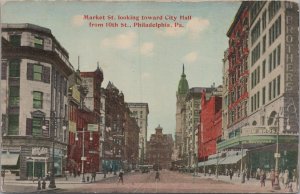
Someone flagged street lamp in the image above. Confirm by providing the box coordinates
[273,113,290,190]
[42,112,67,189]
[75,128,94,182]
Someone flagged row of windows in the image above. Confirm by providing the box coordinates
[269,44,281,73]
[9,86,43,108]
[9,34,44,49]
[250,75,281,113]
[250,1,265,24]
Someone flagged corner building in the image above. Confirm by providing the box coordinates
[218,1,299,174]
[1,23,73,179]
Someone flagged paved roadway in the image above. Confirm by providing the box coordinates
[2,170,294,193]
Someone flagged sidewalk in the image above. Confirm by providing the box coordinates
[192,173,297,193]
[3,172,117,185]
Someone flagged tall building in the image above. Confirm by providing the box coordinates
[185,87,206,167]
[175,64,189,162]
[222,50,230,140]
[218,1,299,174]
[102,82,126,173]
[1,23,73,179]
[146,125,173,169]
[127,103,149,164]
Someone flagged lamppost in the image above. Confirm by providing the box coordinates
[75,127,94,182]
[42,111,67,189]
[273,113,290,190]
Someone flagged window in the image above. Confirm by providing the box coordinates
[269,53,272,73]
[33,91,43,109]
[262,35,266,53]
[32,117,42,137]
[251,43,260,66]
[9,86,20,107]
[262,60,266,79]
[9,60,20,78]
[251,20,261,45]
[257,91,260,108]
[269,82,272,101]
[277,75,280,96]
[33,64,43,81]
[269,16,281,45]
[273,79,276,99]
[34,37,44,49]
[262,87,266,105]
[277,44,281,66]
[10,35,21,46]
[8,114,19,135]
[262,10,267,30]
[268,1,281,22]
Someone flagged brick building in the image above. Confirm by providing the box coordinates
[146,125,173,169]
[198,86,222,161]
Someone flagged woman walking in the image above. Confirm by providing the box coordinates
[260,170,266,187]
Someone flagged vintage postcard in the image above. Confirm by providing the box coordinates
[0,0,299,193]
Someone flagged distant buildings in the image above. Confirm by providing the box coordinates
[146,125,173,169]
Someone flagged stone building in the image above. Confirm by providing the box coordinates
[146,125,173,169]
[218,1,299,174]
[1,23,73,179]
[127,103,149,164]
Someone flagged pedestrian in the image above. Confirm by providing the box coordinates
[260,170,266,187]
[155,171,160,181]
[73,169,76,178]
[225,168,228,176]
[270,169,275,187]
[256,167,261,180]
[118,169,124,184]
[246,169,250,181]
[283,169,289,189]
[91,170,96,182]
[208,168,211,176]
[229,169,233,180]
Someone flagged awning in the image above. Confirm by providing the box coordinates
[219,155,243,165]
[1,153,20,166]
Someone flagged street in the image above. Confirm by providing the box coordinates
[2,170,292,193]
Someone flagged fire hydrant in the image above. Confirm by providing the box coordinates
[42,179,46,189]
[37,179,41,190]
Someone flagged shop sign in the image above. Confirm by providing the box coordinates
[69,121,77,133]
[32,147,48,156]
[88,124,98,132]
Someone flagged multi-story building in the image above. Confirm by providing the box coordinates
[102,82,125,173]
[146,125,173,169]
[218,1,299,174]
[226,2,250,139]
[99,88,106,171]
[127,103,149,164]
[1,23,73,179]
[198,86,222,162]
[124,105,139,170]
[175,65,189,163]
[67,65,103,175]
[185,87,205,167]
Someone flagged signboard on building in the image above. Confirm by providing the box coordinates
[32,147,48,156]
[88,124,98,132]
[69,121,77,133]
[71,85,81,103]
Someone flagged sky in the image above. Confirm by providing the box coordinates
[2,0,241,140]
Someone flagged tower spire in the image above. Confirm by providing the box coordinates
[77,56,80,73]
[182,64,185,74]
[97,61,100,69]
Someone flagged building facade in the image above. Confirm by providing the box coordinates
[218,1,299,174]
[1,23,73,179]
[102,82,125,173]
[199,86,222,162]
[127,103,149,164]
[146,125,173,169]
